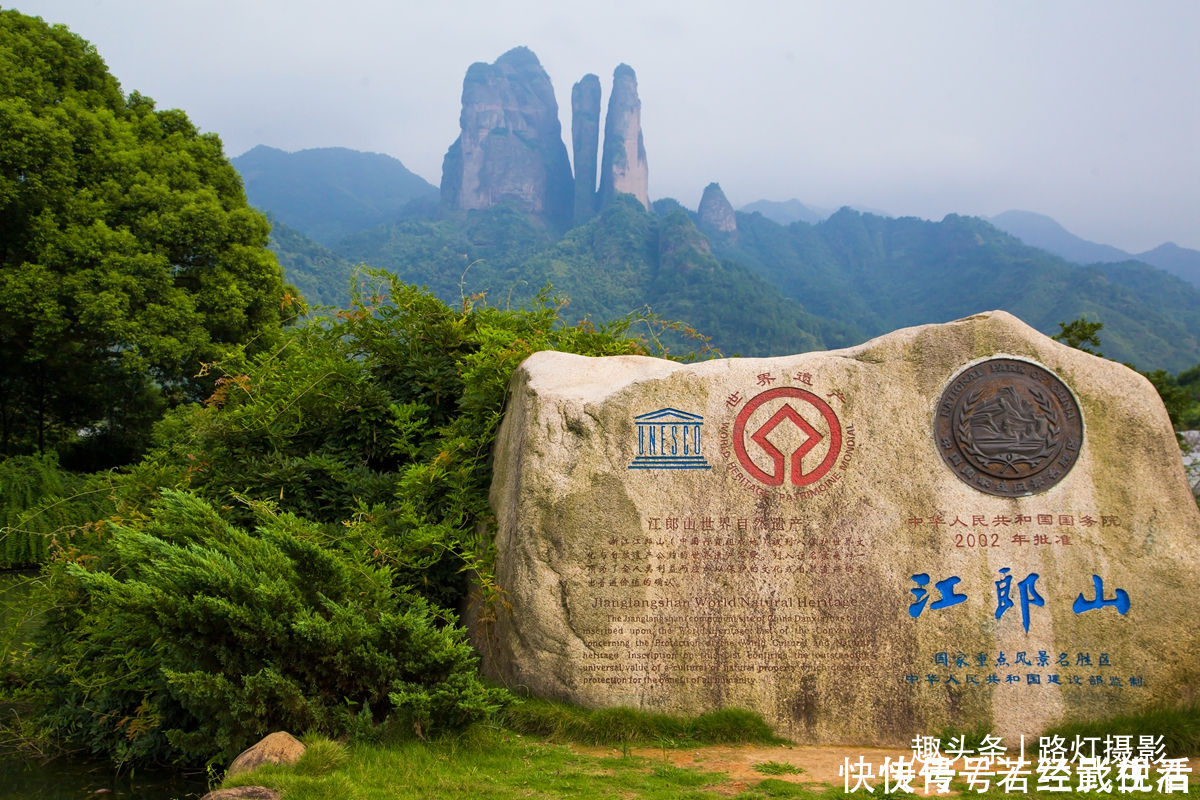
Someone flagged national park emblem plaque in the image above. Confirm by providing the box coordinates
[935,357,1082,497]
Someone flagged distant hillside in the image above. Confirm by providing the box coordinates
[988,209,1200,288]
[333,196,858,357]
[1137,243,1200,287]
[740,199,825,226]
[233,146,438,246]
[267,216,355,308]
[713,209,1200,372]
[738,199,892,226]
[262,192,1200,371]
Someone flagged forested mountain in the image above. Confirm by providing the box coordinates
[719,209,1200,372]
[260,191,1200,370]
[988,209,1200,288]
[333,196,855,356]
[266,216,355,308]
[232,145,438,246]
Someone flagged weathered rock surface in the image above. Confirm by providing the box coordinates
[571,74,602,226]
[698,182,737,241]
[475,311,1200,745]
[598,64,649,211]
[227,732,305,777]
[440,47,573,225]
[201,789,281,800]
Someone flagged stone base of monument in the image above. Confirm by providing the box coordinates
[471,311,1200,745]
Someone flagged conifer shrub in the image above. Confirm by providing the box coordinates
[20,490,507,765]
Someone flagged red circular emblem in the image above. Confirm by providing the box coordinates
[733,388,843,487]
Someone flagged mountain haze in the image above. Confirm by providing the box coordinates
[232,145,437,246]
[739,199,826,226]
[988,210,1200,288]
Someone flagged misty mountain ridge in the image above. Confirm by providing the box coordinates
[739,199,892,226]
[987,209,1200,288]
[232,145,438,247]
[234,142,1200,372]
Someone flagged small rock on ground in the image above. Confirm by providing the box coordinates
[201,788,281,800]
[227,731,306,777]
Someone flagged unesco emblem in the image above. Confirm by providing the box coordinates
[628,408,711,470]
[936,358,1082,497]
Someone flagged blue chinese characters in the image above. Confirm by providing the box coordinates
[1073,574,1131,615]
[908,570,1130,632]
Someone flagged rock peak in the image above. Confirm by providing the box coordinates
[598,64,649,211]
[698,182,737,240]
[439,48,573,225]
[495,46,540,67]
[571,74,602,225]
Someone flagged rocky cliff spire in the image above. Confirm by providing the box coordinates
[439,47,573,225]
[571,74,601,226]
[698,182,737,241]
[598,64,649,211]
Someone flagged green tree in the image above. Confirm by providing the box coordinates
[1053,316,1198,430]
[1051,318,1104,356]
[22,490,507,765]
[1141,369,1194,430]
[0,11,293,467]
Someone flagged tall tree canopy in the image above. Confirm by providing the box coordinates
[0,10,292,467]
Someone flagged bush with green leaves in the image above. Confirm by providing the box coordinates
[116,270,651,607]
[8,271,658,765]
[0,453,115,566]
[19,489,508,765]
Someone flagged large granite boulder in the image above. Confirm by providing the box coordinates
[475,311,1200,745]
[440,47,573,226]
[598,64,649,211]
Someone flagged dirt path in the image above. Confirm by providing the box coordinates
[572,743,927,794]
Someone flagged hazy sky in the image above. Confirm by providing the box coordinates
[17,1,1199,252]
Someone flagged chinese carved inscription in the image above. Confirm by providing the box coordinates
[935,358,1082,497]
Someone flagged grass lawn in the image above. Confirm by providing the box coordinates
[219,728,820,799]
[218,727,1200,800]
[216,702,1200,799]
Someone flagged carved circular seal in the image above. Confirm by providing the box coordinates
[733,388,842,487]
[935,358,1082,497]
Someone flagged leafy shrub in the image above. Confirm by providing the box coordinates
[0,454,115,567]
[19,490,508,765]
[10,274,660,765]
[126,270,648,608]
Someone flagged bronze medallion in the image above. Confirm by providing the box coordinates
[935,358,1082,497]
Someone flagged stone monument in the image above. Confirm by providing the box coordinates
[475,311,1200,744]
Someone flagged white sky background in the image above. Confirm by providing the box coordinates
[17,0,1199,252]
